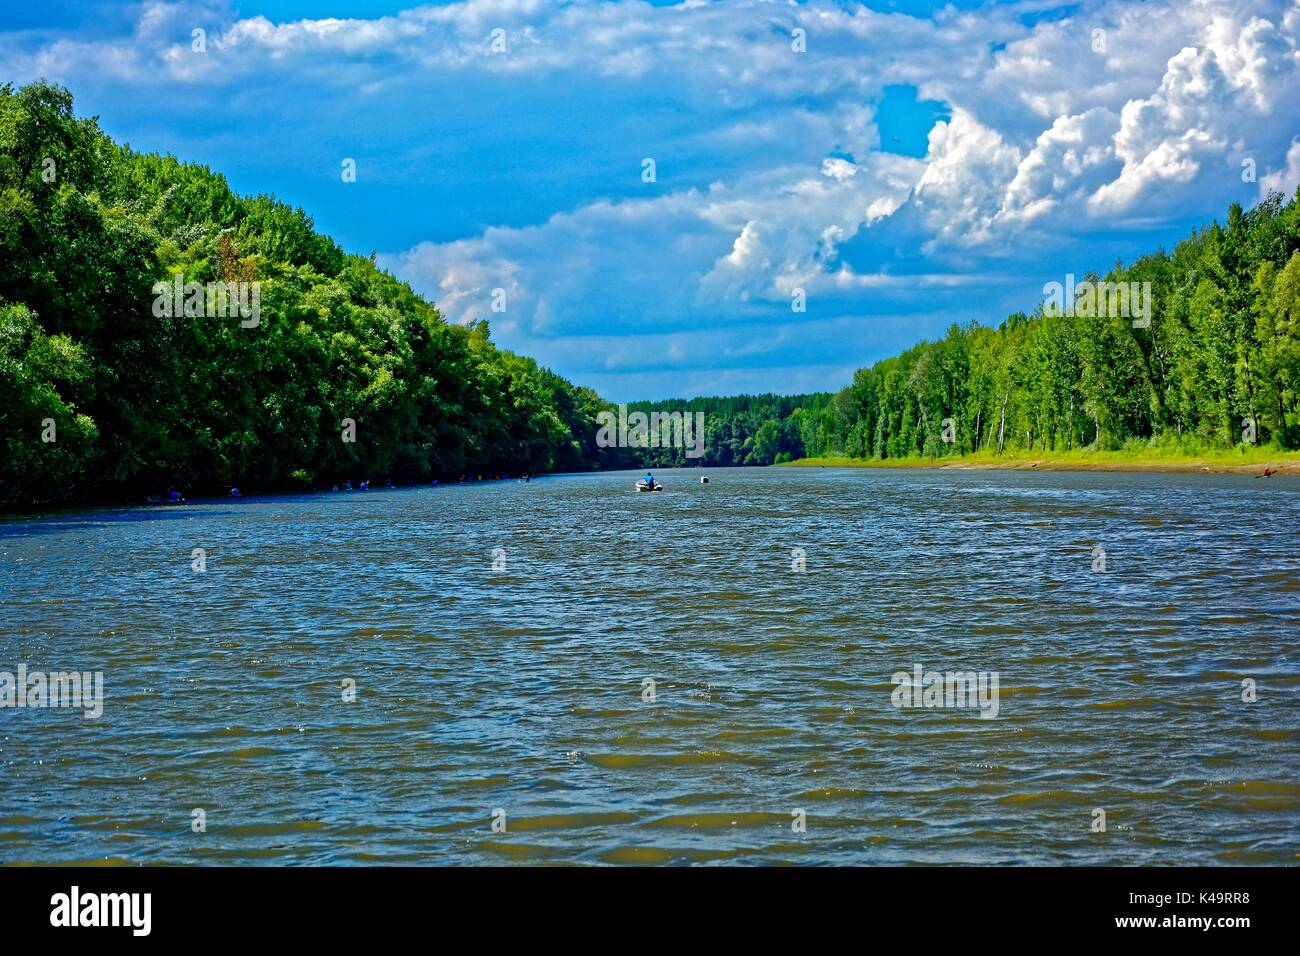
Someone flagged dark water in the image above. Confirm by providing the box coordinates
[1,466,1297,865]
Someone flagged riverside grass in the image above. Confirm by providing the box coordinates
[780,444,1300,475]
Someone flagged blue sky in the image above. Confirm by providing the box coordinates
[3,0,1298,400]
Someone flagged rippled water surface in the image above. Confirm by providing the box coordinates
[1,467,1298,865]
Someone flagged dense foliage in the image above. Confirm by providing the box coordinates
[4,82,1297,505]
[1,82,609,505]
[628,193,1300,465]
[832,194,1300,459]
[599,394,834,468]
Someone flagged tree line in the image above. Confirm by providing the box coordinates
[4,82,1298,506]
[831,192,1300,460]
[2,82,611,505]
[620,192,1300,466]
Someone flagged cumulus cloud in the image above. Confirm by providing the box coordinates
[999,108,1121,225]
[4,0,1298,395]
[695,152,924,302]
[385,149,927,337]
[911,109,1022,247]
[1087,13,1299,216]
[1261,137,1300,197]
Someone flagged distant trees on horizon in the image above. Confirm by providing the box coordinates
[3,81,1297,505]
[623,194,1300,467]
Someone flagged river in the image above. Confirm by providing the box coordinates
[1,466,1297,864]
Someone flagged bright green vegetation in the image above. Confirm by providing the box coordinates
[1,82,609,505]
[653,194,1300,468]
[4,81,1299,505]
[599,394,834,469]
[784,443,1300,472]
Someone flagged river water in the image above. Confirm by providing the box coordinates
[1,466,1297,865]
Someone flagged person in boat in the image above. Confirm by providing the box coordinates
[644,472,655,488]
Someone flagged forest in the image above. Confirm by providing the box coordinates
[624,197,1300,466]
[1,82,611,505]
[571,188,1300,468]
[3,81,1298,505]
[785,188,1300,463]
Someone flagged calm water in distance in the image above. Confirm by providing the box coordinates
[1,466,1297,864]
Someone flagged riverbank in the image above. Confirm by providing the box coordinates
[779,446,1300,475]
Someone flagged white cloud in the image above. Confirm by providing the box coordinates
[1088,21,1300,216]
[1261,137,1300,197]
[998,108,1120,225]
[5,0,1299,394]
[911,108,1022,247]
[385,148,926,338]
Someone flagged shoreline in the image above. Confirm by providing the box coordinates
[5,454,1297,515]
[779,451,1300,476]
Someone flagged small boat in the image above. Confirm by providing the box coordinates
[635,479,663,492]
[699,475,709,484]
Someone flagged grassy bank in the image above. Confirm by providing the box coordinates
[779,445,1300,475]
